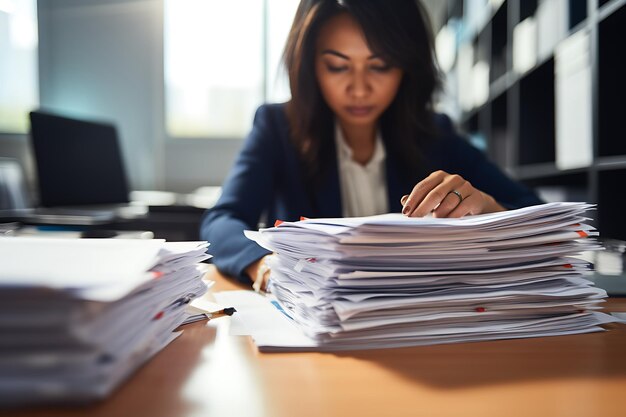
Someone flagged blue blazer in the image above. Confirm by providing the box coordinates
[200,103,542,282]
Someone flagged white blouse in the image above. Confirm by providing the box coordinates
[335,124,389,217]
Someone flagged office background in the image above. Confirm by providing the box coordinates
[0,0,624,238]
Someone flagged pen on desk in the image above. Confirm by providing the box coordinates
[0,222,20,235]
[207,307,237,319]
[176,307,237,329]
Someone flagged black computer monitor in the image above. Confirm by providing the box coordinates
[29,111,130,207]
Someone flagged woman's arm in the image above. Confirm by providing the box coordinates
[200,105,278,283]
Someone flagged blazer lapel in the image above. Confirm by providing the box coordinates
[313,140,409,217]
[385,151,413,214]
[314,158,342,218]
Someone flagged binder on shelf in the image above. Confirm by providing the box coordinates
[457,43,475,112]
[436,22,457,73]
[513,17,538,74]
[472,61,490,108]
[537,0,568,61]
[555,30,593,170]
[463,0,491,37]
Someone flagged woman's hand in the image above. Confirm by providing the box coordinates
[246,255,273,292]
[400,170,505,218]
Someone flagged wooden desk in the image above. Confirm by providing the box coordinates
[7,267,626,417]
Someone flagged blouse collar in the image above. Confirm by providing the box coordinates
[334,123,385,168]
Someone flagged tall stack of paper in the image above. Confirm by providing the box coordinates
[240,203,614,351]
[0,238,210,406]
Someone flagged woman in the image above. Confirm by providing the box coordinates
[200,0,542,289]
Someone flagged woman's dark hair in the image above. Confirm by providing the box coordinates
[283,0,442,190]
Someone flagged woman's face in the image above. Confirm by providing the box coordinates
[315,12,403,131]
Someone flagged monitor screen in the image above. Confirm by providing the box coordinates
[29,111,130,207]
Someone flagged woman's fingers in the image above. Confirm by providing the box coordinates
[401,171,494,218]
[403,171,466,217]
[401,171,446,216]
[250,255,273,293]
[401,171,505,218]
[447,191,482,218]
[432,189,466,218]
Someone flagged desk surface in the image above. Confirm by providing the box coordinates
[8,267,626,417]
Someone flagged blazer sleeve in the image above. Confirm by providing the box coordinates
[433,115,543,209]
[200,105,276,283]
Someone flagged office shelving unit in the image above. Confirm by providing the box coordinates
[439,0,625,239]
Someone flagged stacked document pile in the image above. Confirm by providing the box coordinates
[0,237,210,405]
[241,202,615,351]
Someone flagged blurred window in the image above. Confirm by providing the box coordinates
[164,0,298,139]
[0,0,38,133]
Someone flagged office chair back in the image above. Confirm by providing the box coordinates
[0,158,31,210]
